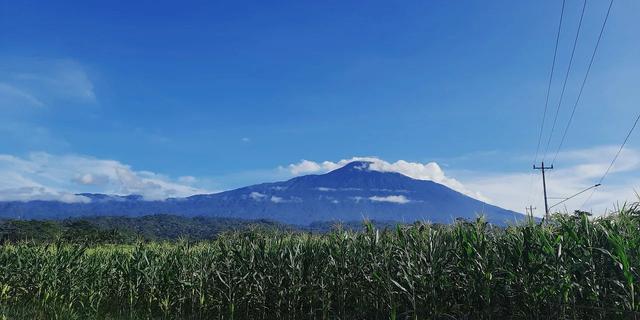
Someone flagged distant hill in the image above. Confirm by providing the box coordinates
[0,161,527,225]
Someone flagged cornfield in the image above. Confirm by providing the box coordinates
[1,207,640,319]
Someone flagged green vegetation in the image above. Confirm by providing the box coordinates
[1,206,640,319]
[0,215,398,244]
[0,215,296,243]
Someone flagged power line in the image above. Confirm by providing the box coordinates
[527,0,566,208]
[533,0,566,166]
[581,111,640,209]
[548,183,600,211]
[598,113,640,185]
[551,0,614,165]
[580,187,599,212]
[542,0,587,162]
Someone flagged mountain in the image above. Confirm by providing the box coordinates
[0,161,526,225]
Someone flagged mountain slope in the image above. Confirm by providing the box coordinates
[0,161,526,225]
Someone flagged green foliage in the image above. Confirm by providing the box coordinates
[83,214,295,241]
[0,219,63,242]
[0,215,398,245]
[1,207,640,318]
[0,219,133,244]
[0,215,296,244]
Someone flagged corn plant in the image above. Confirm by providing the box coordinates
[1,206,640,319]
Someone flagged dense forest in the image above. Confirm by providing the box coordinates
[0,214,401,243]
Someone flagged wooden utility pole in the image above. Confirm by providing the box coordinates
[533,162,553,220]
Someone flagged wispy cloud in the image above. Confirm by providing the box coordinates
[0,58,96,110]
[0,58,97,151]
[0,83,44,108]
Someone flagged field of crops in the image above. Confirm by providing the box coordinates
[1,207,640,319]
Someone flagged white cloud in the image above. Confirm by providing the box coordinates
[73,173,110,186]
[0,152,210,202]
[77,173,95,185]
[249,192,267,201]
[2,146,637,215]
[369,195,410,204]
[241,137,250,143]
[248,191,303,204]
[0,186,90,204]
[288,160,324,175]
[285,157,486,201]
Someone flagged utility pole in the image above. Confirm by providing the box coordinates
[525,205,536,218]
[533,162,553,220]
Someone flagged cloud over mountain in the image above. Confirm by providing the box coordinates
[0,160,525,225]
[369,195,411,204]
[282,148,640,217]
[1,146,638,216]
[0,152,209,202]
[285,157,487,201]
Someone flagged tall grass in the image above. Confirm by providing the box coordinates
[1,205,640,319]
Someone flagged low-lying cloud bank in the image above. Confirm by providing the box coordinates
[0,152,209,202]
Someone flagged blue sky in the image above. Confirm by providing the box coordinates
[1,0,640,215]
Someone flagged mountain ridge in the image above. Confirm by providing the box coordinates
[0,161,527,225]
